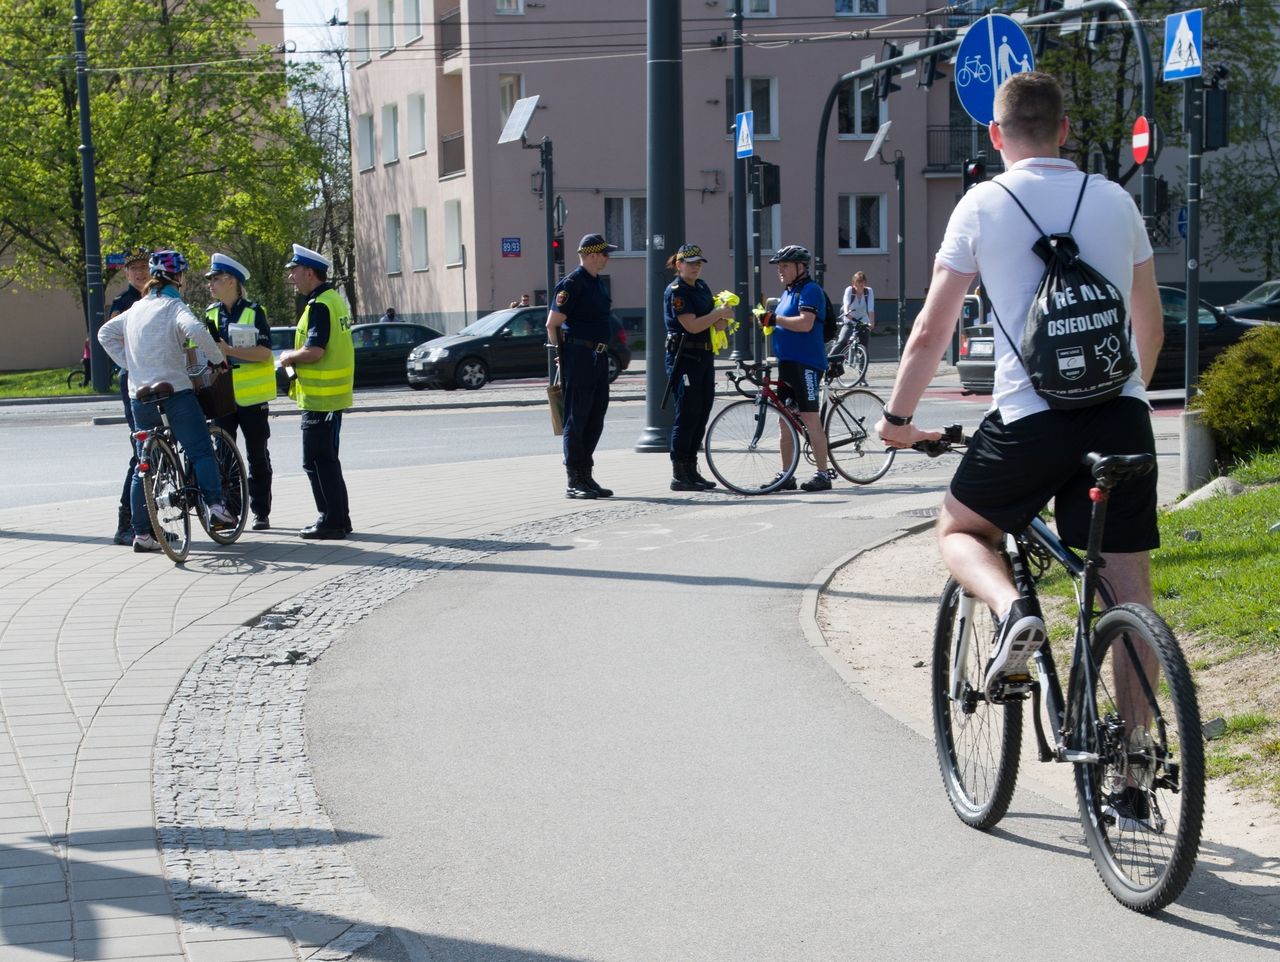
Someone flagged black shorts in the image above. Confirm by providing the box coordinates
[949,396,1159,553]
[776,360,821,413]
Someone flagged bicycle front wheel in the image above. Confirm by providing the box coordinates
[833,342,868,388]
[824,389,895,484]
[933,578,1022,830]
[143,437,191,564]
[199,426,248,545]
[1072,604,1203,913]
[704,398,799,495]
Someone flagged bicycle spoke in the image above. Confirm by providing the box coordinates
[704,398,798,495]
[825,389,894,484]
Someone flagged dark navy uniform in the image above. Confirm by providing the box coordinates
[663,275,717,464]
[552,264,612,474]
[109,284,144,536]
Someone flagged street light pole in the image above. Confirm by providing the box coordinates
[73,0,108,392]
[729,0,750,360]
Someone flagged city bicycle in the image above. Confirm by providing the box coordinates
[830,319,870,388]
[66,362,119,390]
[919,427,1203,912]
[704,359,895,493]
[133,382,249,564]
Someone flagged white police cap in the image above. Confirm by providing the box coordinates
[285,244,331,272]
[205,252,250,283]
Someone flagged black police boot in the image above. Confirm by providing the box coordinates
[670,460,702,492]
[113,507,133,546]
[566,467,598,500]
[687,458,717,490]
[585,469,613,498]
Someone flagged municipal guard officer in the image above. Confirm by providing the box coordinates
[545,232,616,499]
[278,244,354,539]
[204,252,275,530]
[664,244,732,491]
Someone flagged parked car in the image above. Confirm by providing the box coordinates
[953,294,992,394]
[274,321,444,394]
[1219,279,1280,323]
[955,286,1265,394]
[406,307,630,390]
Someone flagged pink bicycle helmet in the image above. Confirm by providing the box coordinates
[149,249,189,279]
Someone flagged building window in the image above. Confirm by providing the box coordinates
[381,104,399,164]
[356,113,375,170]
[407,93,426,155]
[724,77,778,138]
[377,0,394,53]
[604,196,646,254]
[404,0,422,41]
[498,74,523,129]
[838,79,886,138]
[411,207,429,270]
[444,200,463,265]
[727,195,780,255]
[744,0,775,16]
[354,10,371,64]
[838,194,886,253]
[385,214,402,274]
[497,0,523,12]
[835,0,885,14]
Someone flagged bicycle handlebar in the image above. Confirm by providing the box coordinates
[909,423,966,458]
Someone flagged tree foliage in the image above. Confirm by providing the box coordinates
[0,0,319,326]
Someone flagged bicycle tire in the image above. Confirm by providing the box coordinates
[824,389,895,484]
[1072,603,1203,913]
[143,437,191,564]
[198,426,248,545]
[704,398,799,495]
[833,343,868,388]
[66,369,84,390]
[932,578,1023,829]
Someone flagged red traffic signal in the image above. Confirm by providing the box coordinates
[962,157,986,192]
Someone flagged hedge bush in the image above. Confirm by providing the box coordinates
[1192,324,1280,463]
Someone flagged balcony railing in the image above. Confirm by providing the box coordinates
[439,8,461,61]
[926,125,1004,172]
[440,131,465,177]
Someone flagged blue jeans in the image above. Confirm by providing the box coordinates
[130,390,223,538]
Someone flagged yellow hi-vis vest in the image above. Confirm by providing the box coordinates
[292,287,354,411]
[206,304,276,406]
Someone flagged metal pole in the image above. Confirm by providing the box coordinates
[1184,77,1202,402]
[73,0,108,392]
[729,1,750,360]
[636,0,685,452]
[895,152,905,360]
[543,139,556,381]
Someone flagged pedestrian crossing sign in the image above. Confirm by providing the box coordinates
[1163,9,1202,82]
[735,110,754,159]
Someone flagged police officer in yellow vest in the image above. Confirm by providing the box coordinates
[279,244,354,540]
[203,252,275,530]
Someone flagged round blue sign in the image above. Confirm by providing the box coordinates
[955,14,1035,126]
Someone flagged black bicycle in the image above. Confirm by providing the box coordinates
[134,382,248,563]
[920,426,1203,912]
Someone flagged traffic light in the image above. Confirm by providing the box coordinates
[962,156,986,192]
[1203,66,1230,152]
[551,232,565,276]
[751,160,780,208]
[877,44,901,101]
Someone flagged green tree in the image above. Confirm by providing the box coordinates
[0,0,318,330]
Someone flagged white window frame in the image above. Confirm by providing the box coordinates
[837,79,888,139]
[727,195,781,256]
[385,214,403,274]
[498,74,524,130]
[835,0,885,15]
[744,0,775,17]
[725,77,779,139]
[377,0,394,54]
[353,10,371,65]
[381,103,399,164]
[406,92,427,155]
[403,0,422,42]
[356,112,375,171]
[838,193,888,254]
[411,207,429,271]
[496,0,524,13]
[444,200,463,266]
[603,195,647,256]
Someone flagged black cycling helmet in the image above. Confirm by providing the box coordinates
[769,244,811,265]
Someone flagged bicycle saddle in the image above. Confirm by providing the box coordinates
[1084,452,1156,486]
[135,381,175,403]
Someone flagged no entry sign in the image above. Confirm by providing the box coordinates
[1132,116,1151,165]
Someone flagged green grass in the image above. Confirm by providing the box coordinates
[1230,448,1280,485]
[1225,712,1273,736]
[0,367,111,398]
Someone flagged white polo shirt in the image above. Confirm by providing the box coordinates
[936,157,1154,422]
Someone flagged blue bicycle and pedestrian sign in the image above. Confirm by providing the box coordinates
[954,14,1035,126]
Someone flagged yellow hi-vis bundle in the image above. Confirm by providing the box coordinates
[709,290,741,354]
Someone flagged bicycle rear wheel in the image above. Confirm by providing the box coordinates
[143,437,191,563]
[1072,603,1203,913]
[704,398,798,495]
[932,578,1022,829]
[198,426,248,545]
[824,388,895,484]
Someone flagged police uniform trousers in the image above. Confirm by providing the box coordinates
[215,402,273,519]
[666,346,716,462]
[300,410,350,530]
[560,340,611,471]
[117,371,137,529]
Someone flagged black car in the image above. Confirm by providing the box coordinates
[1219,279,1280,323]
[406,307,631,390]
[956,286,1265,394]
[274,321,444,394]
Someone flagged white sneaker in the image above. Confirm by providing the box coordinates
[983,597,1045,700]
[205,502,238,530]
[133,534,162,553]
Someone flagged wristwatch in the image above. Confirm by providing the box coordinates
[882,410,912,426]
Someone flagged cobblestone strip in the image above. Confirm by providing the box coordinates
[153,501,664,960]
